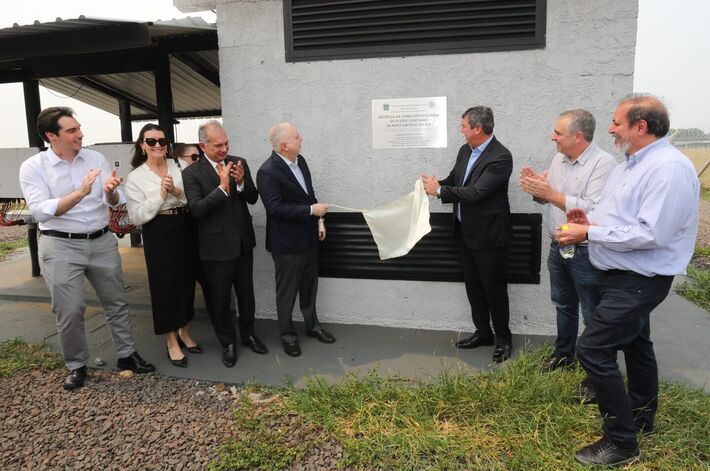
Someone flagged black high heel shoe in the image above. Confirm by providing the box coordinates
[167,346,188,368]
[177,336,203,354]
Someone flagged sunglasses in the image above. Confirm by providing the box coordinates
[143,137,168,147]
[180,153,200,161]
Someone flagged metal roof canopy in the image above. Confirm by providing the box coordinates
[0,16,220,145]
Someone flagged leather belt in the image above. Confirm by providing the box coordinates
[157,206,189,216]
[40,226,110,240]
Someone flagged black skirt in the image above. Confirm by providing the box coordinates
[141,213,196,334]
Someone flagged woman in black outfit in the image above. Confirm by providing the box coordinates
[125,125,202,367]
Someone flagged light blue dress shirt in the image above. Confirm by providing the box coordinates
[457,135,494,221]
[587,138,699,276]
[278,153,308,194]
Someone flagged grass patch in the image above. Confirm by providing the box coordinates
[210,391,323,471]
[693,246,710,259]
[0,338,63,378]
[214,347,710,470]
[0,238,28,261]
[676,264,710,311]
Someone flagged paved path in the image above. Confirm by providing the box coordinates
[1,244,708,390]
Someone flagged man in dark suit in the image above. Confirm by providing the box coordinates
[256,123,336,357]
[182,121,267,367]
[422,106,514,362]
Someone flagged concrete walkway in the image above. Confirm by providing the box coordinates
[1,241,708,391]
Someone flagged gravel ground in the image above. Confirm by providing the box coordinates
[0,225,27,243]
[1,369,241,471]
[0,369,348,471]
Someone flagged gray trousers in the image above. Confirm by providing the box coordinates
[273,247,323,343]
[39,233,135,371]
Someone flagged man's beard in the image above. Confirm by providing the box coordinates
[613,134,632,154]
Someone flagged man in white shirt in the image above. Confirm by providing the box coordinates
[19,107,155,390]
[520,110,616,375]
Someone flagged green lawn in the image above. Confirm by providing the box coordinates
[212,346,710,470]
[0,238,29,262]
[0,338,63,378]
[676,246,710,312]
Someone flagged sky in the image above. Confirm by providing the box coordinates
[0,0,708,148]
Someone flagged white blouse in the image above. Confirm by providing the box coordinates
[125,159,188,226]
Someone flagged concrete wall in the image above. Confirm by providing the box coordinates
[197,0,638,334]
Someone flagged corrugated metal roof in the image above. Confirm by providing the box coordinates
[0,16,215,39]
[2,16,221,121]
[40,50,221,120]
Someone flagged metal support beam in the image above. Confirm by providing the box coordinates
[154,54,175,143]
[28,224,40,277]
[23,80,42,148]
[118,97,133,142]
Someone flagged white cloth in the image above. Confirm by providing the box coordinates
[19,147,126,232]
[333,179,431,260]
[125,159,187,226]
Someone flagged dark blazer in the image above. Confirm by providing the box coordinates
[256,151,318,255]
[439,136,513,250]
[182,155,258,261]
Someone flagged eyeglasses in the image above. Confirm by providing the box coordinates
[143,137,168,147]
[180,153,200,161]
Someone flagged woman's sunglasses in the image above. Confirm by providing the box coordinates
[143,137,168,147]
[181,153,200,161]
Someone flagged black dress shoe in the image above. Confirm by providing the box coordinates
[167,346,187,368]
[492,343,512,363]
[575,437,641,466]
[177,336,203,354]
[283,340,302,357]
[541,355,576,372]
[242,334,268,354]
[306,329,336,344]
[117,352,156,374]
[222,344,237,367]
[455,332,494,349]
[63,366,87,390]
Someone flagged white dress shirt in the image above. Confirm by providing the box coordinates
[19,147,126,233]
[125,159,187,226]
[541,142,617,240]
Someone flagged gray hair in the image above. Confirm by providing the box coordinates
[618,93,670,138]
[461,106,494,135]
[197,120,224,145]
[559,109,596,142]
[268,123,294,150]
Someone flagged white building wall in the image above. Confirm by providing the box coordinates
[191,0,638,334]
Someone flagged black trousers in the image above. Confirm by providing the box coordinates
[142,214,196,335]
[460,238,512,345]
[202,253,255,347]
[577,270,673,449]
[187,216,212,315]
[273,247,323,343]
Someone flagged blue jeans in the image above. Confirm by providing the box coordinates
[547,242,601,359]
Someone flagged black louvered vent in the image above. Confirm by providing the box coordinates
[318,212,542,283]
[284,0,546,61]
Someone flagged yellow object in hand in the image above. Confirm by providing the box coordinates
[561,224,569,231]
